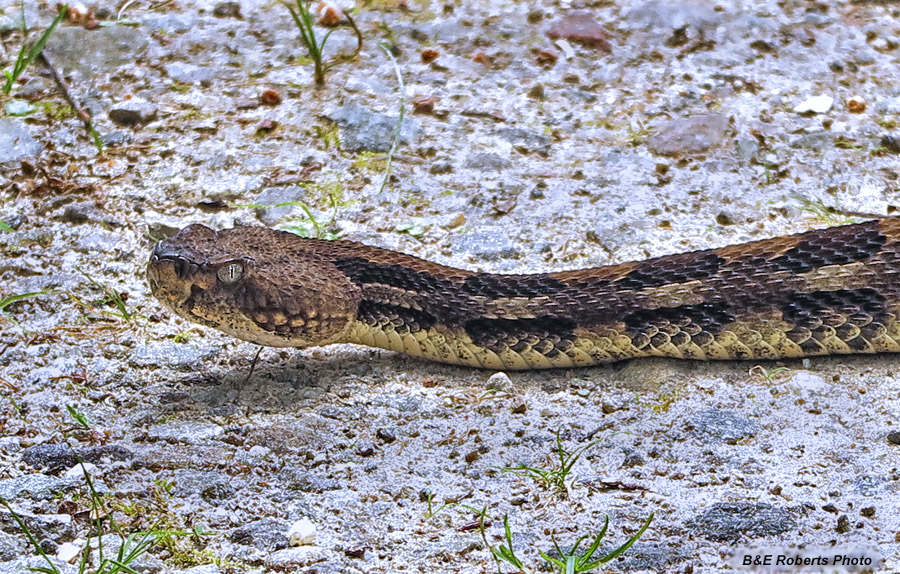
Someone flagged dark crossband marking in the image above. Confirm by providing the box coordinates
[357,300,437,332]
[623,302,735,338]
[464,315,577,355]
[771,220,885,274]
[334,257,452,294]
[462,274,567,299]
[616,252,724,291]
[780,288,887,329]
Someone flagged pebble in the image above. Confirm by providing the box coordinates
[56,540,82,563]
[847,95,866,113]
[546,12,612,52]
[108,98,158,126]
[794,94,834,114]
[21,443,77,472]
[288,518,316,546]
[646,114,729,156]
[212,1,241,18]
[63,462,97,478]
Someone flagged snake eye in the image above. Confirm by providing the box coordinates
[217,262,244,284]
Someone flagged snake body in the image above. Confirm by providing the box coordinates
[147,219,900,370]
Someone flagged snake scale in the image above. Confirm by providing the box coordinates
[147,218,900,370]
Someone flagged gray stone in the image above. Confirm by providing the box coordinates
[690,409,756,444]
[735,136,760,161]
[0,507,74,541]
[21,443,76,472]
[789,131,834,150]
[464,152,510,171]
[497,128,551,155]
[45,26,149,77]
[100,131,133,147]
[647,114,730,156]
[108,99,158,126]
[326,104,418,153]
[82,444,133,465]
[230,518,289,551]
[689,502,796,542]
[253,186,308,226]
[164,62,216,86]
[0,119,42,165]
[0,475,81,501]
[450,230,522,262]
[0,3,37,34]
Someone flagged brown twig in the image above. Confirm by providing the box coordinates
[39,51,103,151]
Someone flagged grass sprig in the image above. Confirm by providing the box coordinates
[284,0,362,86]
[2,4,67,95]
[500,432,599,494]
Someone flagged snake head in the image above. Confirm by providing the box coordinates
[147,224,361,348]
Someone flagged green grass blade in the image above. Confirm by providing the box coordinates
[3,4,67,94]
[583,513,654,568]
[377,42,405,194]
[0,498,61,574]
[0,290,50,315]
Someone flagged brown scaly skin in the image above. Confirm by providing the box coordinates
[147,219,900,370]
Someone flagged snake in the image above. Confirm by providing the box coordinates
[146,218,900,370]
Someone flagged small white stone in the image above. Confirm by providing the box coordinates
[57,540,83,563]
[288,518,316,546]
[555,38,575,59]
[486,371,513,391]
[787,370,826,393]
[64,462,97,478]
[794,94,833,114]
